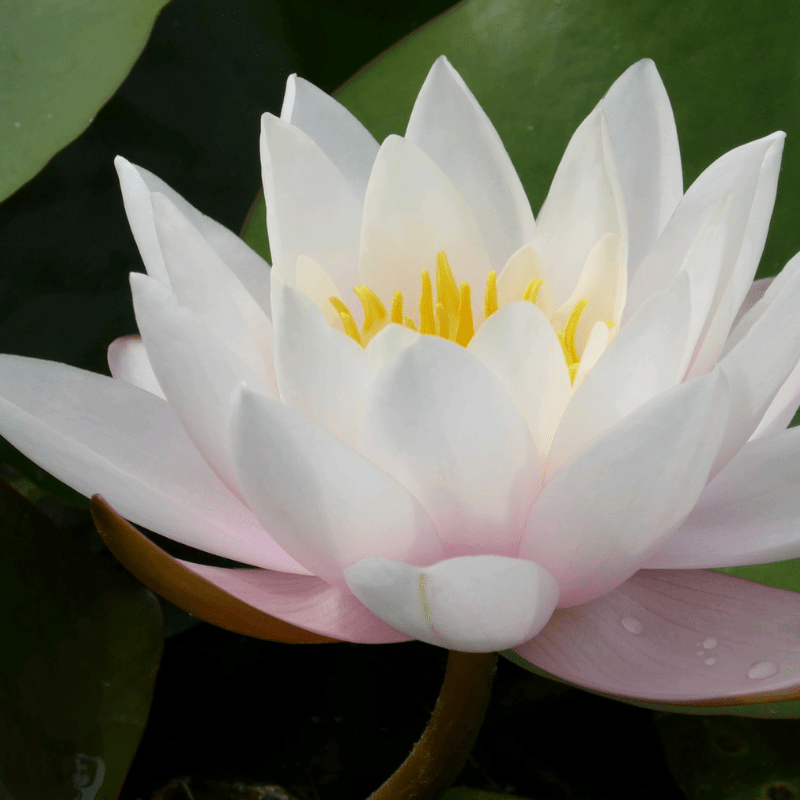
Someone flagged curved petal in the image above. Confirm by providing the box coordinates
[750,356,800,439]
[364,323,421,371]
[107,334,165,399]
[358,336,542,557]
[531,108,627,308]
[514,569,800,704]
[281,74,379,198]
[600,59,682,272]
[729,276,772,341]
[345,555,558,652]
[230,385,445,588]
[295,255,347,329]
[406,56,535,270]
[646,426,800,569]
[260,113,362,288]
[358,135,492,316]
[468,301,571,459]
[272,282,373,447]
[115,157,271,316]
[496,244,556,318]
[521,369,729,607]
[0,355,309,573]
[151,192,277,392]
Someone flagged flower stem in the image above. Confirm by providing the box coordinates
[368,650,498,800]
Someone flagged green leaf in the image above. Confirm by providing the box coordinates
[0,0,169,202]
[0,480,164,799]
[445,790,533,800]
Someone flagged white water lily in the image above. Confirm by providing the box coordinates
[4,57,800,703]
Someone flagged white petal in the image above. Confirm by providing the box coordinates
[364,323,421,371]
[468,301,571,458]
[532,108,627,308]
[600,59,682,271]
[0,354,309,573]
[260,113,362,288]
[406,56,535,270]
[646,426,800,569]
[107,335,165,399]
[151,193,278,393]
[230,385,444,587]
[520,369,729,607]
[273,282,373,447]
[295,255,347,329]
[496,244,556,317]
[358,135,492,316]
[750,356,800,439]
[344,555,558,652]
[281,74,379,198]
[546,271,691,480]
[115,157,271,316]
[572,322,611,389]
[358,336,541,556]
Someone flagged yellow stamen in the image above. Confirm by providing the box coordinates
[605,319,616,329]
[436,252,460,319]
[455,282,474,346]
[420,269,436,335]
[563,298,589,364]
[522,278,543,305]
[391,291,403,325]
[353,285,387,338]
[436,301,450,339]
[404,316,418,331]
[484,270,498,319]
[556,330,569,364]
[329,296,362,345]
[568,362,581,382]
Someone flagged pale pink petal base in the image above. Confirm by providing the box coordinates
[514,569,800,704]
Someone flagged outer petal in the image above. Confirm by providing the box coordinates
[114,157,271,316]
[230,385,445,588]
[358,336,542,557]
[345,555,558,652]
[468,301,571,459]
[646,426,800,569]
[513,570,800,704]
[521,369,729,607]
[260,113,362,288]
[272,281,373,447]
[358,135,492,316]
[0,355,309,573]
[600,60,682,272]
[406,56,536,270]
[281,74,379,198]
[107,334,165,399]
[531,108,627,308]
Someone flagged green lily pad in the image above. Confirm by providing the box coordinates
[0,480,164,799]
[0,0,169,202]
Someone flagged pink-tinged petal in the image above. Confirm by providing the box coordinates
[260,113,362,288]
[131,272,271,501]
[750,357,800,439]
[625,133,784,322]
[0,355,309,573]
[344,555,558,652]
[468,301,571,459]
[151,193,277,393]
[115,157,271,316]
[532,108,626,308]
[514,570,800,704]
[230,385,445,588]
[600,60,682,272]
[406,56,535,271]
[646,426,800,569]
[521,369,729,607]
[272,282,373,447]
[107,335,165,399]
[281,74,379,199]
[358,135,492,316]
[546,272,691,480]
[358,336,541,557]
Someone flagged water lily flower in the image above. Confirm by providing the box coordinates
[3,56,800,707]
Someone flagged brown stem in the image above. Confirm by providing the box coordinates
[368,650,498,800]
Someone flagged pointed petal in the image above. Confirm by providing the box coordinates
[358,135,492,315]
[406,56,535,270]
[600,59,682,270]
[230,385,444,588]
[646,426,800,568]
[358,336,541,556]
[514,570,800,704]
[750,356,800,439]
[345,555,558,652]
[496,244,556,318]
[0,355,308,572]
[260,113,362,288]
[107,334,165,399]
[730,277,772,339]
[281,74,379,198]
[521,369,729,607]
